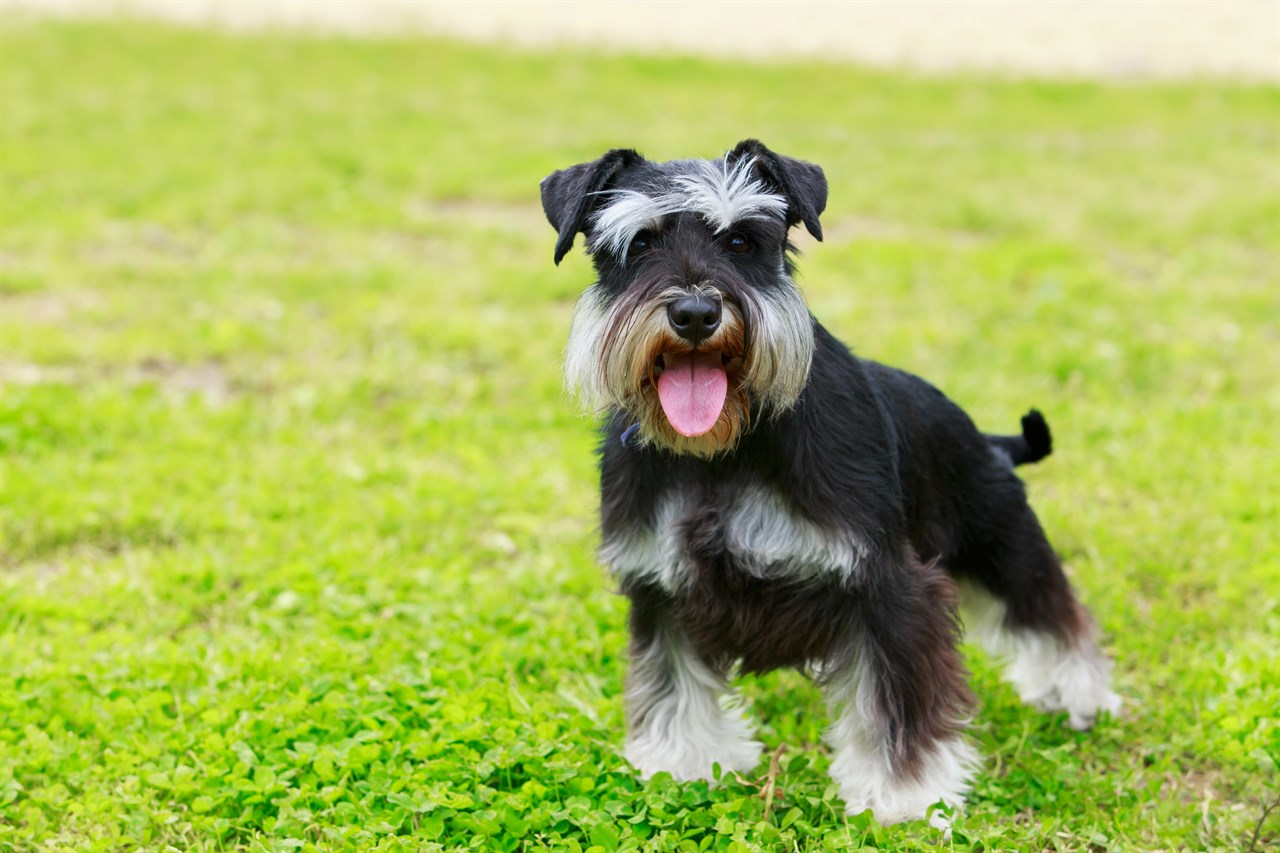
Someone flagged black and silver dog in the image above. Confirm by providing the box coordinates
[541,140,1119,825]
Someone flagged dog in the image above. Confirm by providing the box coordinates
[540,140,1120,825]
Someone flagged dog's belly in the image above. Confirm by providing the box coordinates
[674,568,863,673]
[601,483,867,594]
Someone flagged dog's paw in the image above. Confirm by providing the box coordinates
[1013,647,1122,730]
[843,802,955,833]
[1003,633,1122,730]
[624,732,762,782]
[830,735,977,825]
[1053,686,1123,732]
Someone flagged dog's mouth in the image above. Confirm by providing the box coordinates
[653,351,730,437]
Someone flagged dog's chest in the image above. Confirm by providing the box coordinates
[600,483,865,593]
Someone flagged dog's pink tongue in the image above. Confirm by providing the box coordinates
[657,351,727,437]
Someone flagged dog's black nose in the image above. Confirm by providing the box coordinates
[667,293,721,344]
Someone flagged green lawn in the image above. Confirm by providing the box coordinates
[1,18,1277,853]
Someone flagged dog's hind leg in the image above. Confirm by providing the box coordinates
[621,586,762,782]
[823,551,979,826]
[952,493,1121,730]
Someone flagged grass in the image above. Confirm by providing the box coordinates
[0,17,1277,852]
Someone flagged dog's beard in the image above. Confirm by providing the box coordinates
[565,277,814,457]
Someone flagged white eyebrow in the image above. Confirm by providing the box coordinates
[671,156,789,233]
[588,189,689,259]
[588,156,787,262]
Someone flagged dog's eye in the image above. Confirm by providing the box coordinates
[629,231,653,256]
[726,232,751,254]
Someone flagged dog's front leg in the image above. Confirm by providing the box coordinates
[823,551,979,826]
[622,589,762,782]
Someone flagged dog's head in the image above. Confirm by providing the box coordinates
[542,140,826,457]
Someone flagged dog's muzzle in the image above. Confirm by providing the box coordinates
[652,291,728,438]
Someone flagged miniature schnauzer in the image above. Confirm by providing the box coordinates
[541,140,1120,825]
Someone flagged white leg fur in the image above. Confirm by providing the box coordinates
[825,659,978,826]
[624,631,762,781]
[960,582,1121,730]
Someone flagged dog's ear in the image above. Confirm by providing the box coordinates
[541,148,646,265]
[728,139,827,241]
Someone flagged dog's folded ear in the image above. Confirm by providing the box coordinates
[541,148,646,265]
[728,139,828,241]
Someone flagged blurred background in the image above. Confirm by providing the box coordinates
[1,2,1277,851]
[8,0,1280,79]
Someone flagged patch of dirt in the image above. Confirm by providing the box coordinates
[2,0,1276,81]
[0,290,102,324]
[130,357,234,405]
[0,361,79,385]
[0,357,235,405]
[410,197,546,234]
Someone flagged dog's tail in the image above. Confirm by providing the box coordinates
[987,409,1053,467]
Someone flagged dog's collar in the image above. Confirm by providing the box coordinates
[620,422,642,447]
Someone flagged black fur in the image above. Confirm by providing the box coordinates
[987,409,1053,467]
[548,140,1109,805]
[541,147,646,265]
[603,325,1067,774]
[728,138,828,240]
